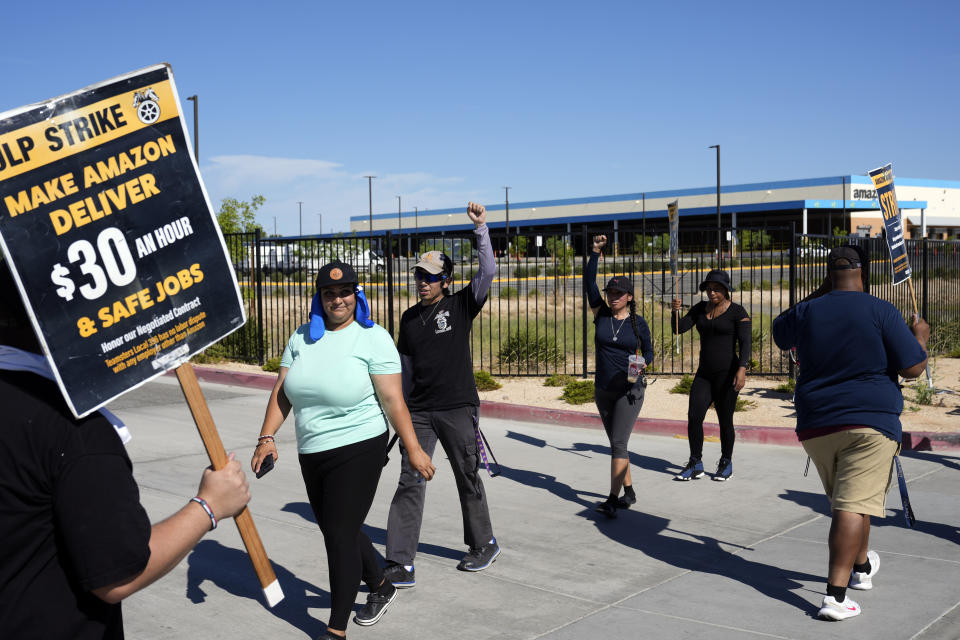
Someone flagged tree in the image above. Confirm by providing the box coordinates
[217,195,265,234]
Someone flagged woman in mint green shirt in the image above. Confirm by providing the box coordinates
[252,261,434,639]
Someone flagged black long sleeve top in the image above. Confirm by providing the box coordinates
[672,301,752,374]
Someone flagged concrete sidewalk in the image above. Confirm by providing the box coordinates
[112,373,960,639]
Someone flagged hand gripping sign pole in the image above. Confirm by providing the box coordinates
[868,163,933,388]
[176,363,284,605]
[0,65,283,605]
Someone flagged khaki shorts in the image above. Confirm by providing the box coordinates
[801,428,900,517]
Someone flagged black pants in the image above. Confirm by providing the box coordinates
[687,369,738,460]
[299,431,388,630]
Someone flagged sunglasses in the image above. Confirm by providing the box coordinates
[414,270,446,283]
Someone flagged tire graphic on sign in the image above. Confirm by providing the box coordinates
[133,88,161,124]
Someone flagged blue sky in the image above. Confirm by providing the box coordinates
[2,0,957,235]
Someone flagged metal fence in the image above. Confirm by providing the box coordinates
[218,226,960,378]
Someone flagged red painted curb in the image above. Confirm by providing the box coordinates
[177,366,960,451]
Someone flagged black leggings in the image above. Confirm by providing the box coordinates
[299,431,388,630]
[687,370,738,460]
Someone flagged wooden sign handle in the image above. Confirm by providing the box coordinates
[175,363,284,607]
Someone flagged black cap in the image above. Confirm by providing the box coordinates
[827,246,863,271]
[604,275,634,295]
[315,260,358,290]
[699,269,734,293]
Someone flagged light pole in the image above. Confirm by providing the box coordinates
[273,216,277,236]
[186,95,198,160]
[396,195,402,232]
[364,176,376,244]
[503,186,511,255]
[317,212,322,236]
[414,206,418,235]
[297,201,303,236]
[708,145,721,265]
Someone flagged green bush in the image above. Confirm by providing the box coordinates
[739,280,753,291]
[544,374,576,387]
[474,370,502,391]
[561,380,595,404]
[396,288,411,298]
[759,280,773,291]
[191,342,229,364]
[544,262,573,276]
[499,286,519,299]
[527,289,541,298]
[263,357,282,372]
[497,330,564,369]
[670,375,694,394]
[773,378,795,394]
[927,318,960,357]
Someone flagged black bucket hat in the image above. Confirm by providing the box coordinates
[604,275,634,295]
[699,269,734,293]
[315,260,358,290]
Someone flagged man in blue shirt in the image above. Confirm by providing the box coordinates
[772,245,928,622]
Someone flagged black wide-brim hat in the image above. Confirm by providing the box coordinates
[315,260,359,290]
[699,269,734,293]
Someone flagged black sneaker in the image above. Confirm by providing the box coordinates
[616,494,636,509]
[353,583,397,626]
[383,563,415,588]
[594,499,617,518]
[457,539,501,571]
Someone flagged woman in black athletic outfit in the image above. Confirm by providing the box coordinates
[585,235,655,518]
[671,269,751,482]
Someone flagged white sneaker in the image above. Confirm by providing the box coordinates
[818,595,862,621]
[849,550,880,590]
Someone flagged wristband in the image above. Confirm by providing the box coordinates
[190,496,217,530]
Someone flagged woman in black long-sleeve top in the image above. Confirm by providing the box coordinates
[585,235,655,518]
[671,269,751,482]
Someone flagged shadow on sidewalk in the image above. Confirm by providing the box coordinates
[504,430,677,476]
[590,510,823,617]
[778,489,960,545]
[281,502,465,562]
[186,540,328,637]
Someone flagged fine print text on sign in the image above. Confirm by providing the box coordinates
[0,64,245,417]
[867,163,911,286]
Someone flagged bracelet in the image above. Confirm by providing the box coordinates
[190,496,217,530]
[257,435,275,441]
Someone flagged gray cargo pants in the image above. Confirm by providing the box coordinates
[385,406,494,565]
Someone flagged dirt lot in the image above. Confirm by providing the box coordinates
[206,357,959,433]
[477,357,960,433]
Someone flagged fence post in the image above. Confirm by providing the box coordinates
[254,228,264,366]
[921,237,928,321]
[386,231,395,338]
[581,225,588,379]
[788,222,796,380]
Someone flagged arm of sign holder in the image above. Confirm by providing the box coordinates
[175,363,284,607]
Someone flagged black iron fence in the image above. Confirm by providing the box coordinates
[218,226,960,378]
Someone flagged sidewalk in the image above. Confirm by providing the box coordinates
[185,365,960,451]
[115,372,960,639]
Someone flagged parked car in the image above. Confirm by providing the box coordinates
[798,243,827,258]
[348,249,385,273]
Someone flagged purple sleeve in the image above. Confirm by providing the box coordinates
[471,223,495,305]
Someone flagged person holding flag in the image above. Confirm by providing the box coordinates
[671,270,751,481]
[584,235,654,518]
[772,245,928,621]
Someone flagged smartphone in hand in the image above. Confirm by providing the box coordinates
[256,453,275,479]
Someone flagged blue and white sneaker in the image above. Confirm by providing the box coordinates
[713,457,733,481]
[457,538,501,571]
[674,458,705,481]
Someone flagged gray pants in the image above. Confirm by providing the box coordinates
[594,383,645,459]
[385,406,494,566]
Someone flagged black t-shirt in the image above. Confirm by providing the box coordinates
[398,284,484,411]
[674,301,752,374]
[593,305,654,392]
[0,371,151,639]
